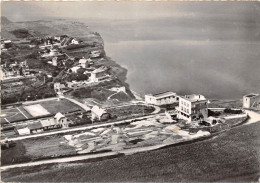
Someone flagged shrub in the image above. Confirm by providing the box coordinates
[208,109,221,117]
[224,108,243,114]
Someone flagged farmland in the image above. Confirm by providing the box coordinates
[2,122,260,182]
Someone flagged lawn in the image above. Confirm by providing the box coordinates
[27,98,84,115]
[2,122,260,182]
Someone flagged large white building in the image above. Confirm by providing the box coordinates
[145,92,178,106]
[176,94,208,122]
[243,93,260,108]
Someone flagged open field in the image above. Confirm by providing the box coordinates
[0,107,32,123]
[1,99,84,123]
[1,135,76,166]
[2,122,260,182]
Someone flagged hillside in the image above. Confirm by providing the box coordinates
[1,17,134,103]
[1,16,12,25]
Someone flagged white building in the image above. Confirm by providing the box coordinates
[79,58,89,68]
[89,66,109,82]
[176,94,209,122]
[243,93,260,108]
[71,38,79,45]
[145,92,178,106]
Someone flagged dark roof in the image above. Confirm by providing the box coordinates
[28,122,43,130]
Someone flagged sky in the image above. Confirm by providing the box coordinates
[2,1,260,22]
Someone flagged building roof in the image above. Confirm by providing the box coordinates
[91,105,107,117]
[244,93,259,98]
[28,122,43,130]
[146,91,177,99]
[79,58,87,64]
[181,94,207,102]
[40,118,57,127]
[92,66,107,74]
[54,112,65,121]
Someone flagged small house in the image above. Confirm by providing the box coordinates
[91,105,111,121]
[54,112,70,128]
[79,58,89,68]
[243,93,260,108]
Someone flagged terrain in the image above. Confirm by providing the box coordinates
[2,121,260,182]
[1,16,134,105]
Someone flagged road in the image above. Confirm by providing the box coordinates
[244,110,260,124]
[7,114,158,141]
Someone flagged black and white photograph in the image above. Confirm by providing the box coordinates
[1,1,260,182]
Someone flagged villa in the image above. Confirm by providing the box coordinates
[145,91,178,106]
[176,94,209,122]
[243,93,260,108]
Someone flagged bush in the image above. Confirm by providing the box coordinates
[208,109,221,117]
[224,108,243,114]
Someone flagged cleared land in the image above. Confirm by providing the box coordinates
[2,122,260,182]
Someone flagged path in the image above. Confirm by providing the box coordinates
[62,96,91,111]
[7,114,157,141]
[244,110,260,125]
[16,107,29,119]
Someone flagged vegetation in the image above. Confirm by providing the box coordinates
[11,29,32,38]
[223,108,243,114]
[208,109,221,117]
[65,44,87,50]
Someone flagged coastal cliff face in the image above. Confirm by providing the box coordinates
[1,17,135,104]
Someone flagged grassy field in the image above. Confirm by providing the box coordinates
[0,107,32,123]
[209,99,243,108]
[38,99,84,114]
[1,99,83,123]
[106,105,155,120]
[1,135,76,166]
[3,122,259,182]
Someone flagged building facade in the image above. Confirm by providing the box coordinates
[243,93,260,108]
[176,94,208,122]
[145,92,178,106]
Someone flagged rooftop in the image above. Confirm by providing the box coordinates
[146,91,177,99]
[182,94,207,102]
[244,93,259,98]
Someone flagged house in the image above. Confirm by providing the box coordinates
[89,50,101,58]
[79,58,89,68]
[89,66,109,82]
[54,83,66,94]
[91,105,111,121]
[54,112,70,128]
[71,38,79,45]
[52,57,58,66]
[176,94,209,122]
[40,118,59,130]
[145,92,178,106]
[16,127,30,135]
[243,93,260,108]
[28,122,44,134]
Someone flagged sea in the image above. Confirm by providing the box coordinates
[83,17,260,99]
